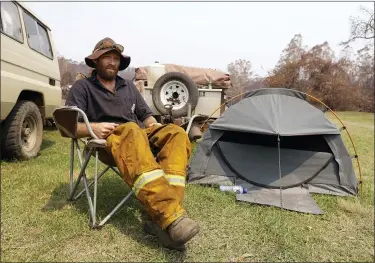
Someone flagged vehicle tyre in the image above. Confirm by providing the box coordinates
[1,101,43,160]
[152,72,199,117]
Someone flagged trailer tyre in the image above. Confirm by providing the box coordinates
[152,72,199,117]
[1,101,43,160]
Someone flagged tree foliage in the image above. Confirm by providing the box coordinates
[265,34,373,111]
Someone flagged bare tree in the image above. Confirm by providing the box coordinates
[227,59,253,102]
[61,72,73,87]
[277,34,307,66]
[266,35,307,91]
[340,5,375,111]
[341,5,374,49]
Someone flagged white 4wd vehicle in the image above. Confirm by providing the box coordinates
[1,1,61,160]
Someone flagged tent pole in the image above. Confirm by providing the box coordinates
[277,134,283,208]
[302,92,363,195]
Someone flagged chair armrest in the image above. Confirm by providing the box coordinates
[52,106,98,139]
[86,139,107,149]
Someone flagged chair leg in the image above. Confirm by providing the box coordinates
[93,151,99,226]
[68,146,93,201]
[67,145,135,229]
[82,174,96,227]
[95,190,134,229]
[67,139,85,200]
[68,139,75,197]
[73,166,110,200]
[76,149,103,228]
[110,166,121,176]
[92,165,135,229]
[79,149,98,228]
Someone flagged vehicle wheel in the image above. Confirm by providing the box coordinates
[152,72,199,117]
[1,101,43,160]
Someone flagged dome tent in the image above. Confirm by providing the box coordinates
[187,88,358,214]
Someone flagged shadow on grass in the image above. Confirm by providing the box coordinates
[0,138,55,162]
[42,176,187,262]
[40,139,56,151]
[44,126,57,131]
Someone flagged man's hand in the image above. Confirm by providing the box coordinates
[92,122,119,139]
[143,116,160,128]
[148,123,162,128]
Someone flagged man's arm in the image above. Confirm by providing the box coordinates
[131,81,161,127]
[65,81,118,139]
[76,122,95,138]
[143,115,160,128]
[77,122,119,139]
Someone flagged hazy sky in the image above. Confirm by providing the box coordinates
[22,1,373,76]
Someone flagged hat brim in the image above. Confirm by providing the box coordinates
[85,48,131,71]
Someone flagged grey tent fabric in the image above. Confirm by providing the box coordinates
[324,134,357,190]
[217,141,334,188]
[188,129,234,184]
[187,88,358,214]
[235,178,324,214]
[243,88,307,100]
[211,90,340,136]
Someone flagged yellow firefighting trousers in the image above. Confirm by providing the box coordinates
[106,122,191,229]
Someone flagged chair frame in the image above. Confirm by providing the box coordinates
[53,106,201,228]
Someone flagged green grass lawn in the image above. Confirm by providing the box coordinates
[1,111,374,262]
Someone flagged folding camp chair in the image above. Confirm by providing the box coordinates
[52,105,203,229]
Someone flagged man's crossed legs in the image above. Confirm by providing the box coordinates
[106,122,199,249]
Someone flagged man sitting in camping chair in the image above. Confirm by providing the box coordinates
[65,37,200,250]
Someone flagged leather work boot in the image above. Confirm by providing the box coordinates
[143,220,186,251]
[167,216,200,246]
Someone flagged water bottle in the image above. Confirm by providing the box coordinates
[219,185,248,194]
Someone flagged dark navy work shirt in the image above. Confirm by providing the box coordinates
[65,71,153,128]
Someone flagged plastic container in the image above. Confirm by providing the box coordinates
[147,61,166,88]
[219,185,248,194]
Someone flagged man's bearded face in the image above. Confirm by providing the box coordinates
[96,51,120,80]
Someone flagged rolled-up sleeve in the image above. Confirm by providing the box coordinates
[132,82,154,122]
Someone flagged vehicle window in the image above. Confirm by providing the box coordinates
[0,1,23,42]
[37,23,52,58]
[23,12,53,59]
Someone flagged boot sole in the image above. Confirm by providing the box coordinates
[174,224,200,246]
[143,221,186,251]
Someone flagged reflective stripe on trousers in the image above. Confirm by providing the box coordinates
[165,174,186,187]
[132,169,164,195]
